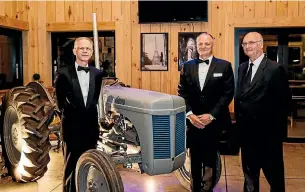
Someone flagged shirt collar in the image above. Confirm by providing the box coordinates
[249,53,265,68]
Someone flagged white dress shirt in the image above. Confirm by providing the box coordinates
[247,53,265,81]
[186,55,213,117]
[198,55,213,90]
[75,62,90,106]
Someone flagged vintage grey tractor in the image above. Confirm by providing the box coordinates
[74,77,222,191]
[0,78,222,191]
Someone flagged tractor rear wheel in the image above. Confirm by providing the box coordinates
[75,149,124,192]
[0,86,54,182]
[174,150,222,191]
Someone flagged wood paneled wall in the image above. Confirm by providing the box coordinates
[1,1,305,111]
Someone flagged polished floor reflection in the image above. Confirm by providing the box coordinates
[1,143,305,192]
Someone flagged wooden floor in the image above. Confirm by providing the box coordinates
[1,143,305,192]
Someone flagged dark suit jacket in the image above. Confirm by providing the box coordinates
[178,57,235,147]
[55,65,103,145]
[235,56,292,145]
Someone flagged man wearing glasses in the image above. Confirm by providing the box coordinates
[55,37,104,192]
[235,32,291,192]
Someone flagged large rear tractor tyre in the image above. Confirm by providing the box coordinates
[0,86,54,182]
[75,149,124,192]
[174,150,222,191]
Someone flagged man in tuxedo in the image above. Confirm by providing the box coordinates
[55,37,103,192]
[178,32,234,192]
[235,32,291,192]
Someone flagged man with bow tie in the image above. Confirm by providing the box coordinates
[178,32,235,192]
[55,37,103,192]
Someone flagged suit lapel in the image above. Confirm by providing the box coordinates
[202,56,217,89]
[193,59,201,91]
[68,65,85,108]
[86,67,95,109]
[242,57,268,96]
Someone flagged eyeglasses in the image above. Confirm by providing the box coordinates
[241,40,261,47]
[78,47,92,51]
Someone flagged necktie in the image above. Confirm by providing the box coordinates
[77,65,89,73]
[197,59,209,65]
[243,63,253,90]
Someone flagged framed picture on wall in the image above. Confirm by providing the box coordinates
[140,33,168,71]
[178,32,202,71]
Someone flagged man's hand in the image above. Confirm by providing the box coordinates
[198,114,212,126]
[188,114,205,129]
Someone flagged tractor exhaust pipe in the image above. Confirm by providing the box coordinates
[92,13,105,120]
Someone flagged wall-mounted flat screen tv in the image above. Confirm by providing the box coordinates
[138,1,208,24]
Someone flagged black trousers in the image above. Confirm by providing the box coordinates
[188,125,221,192]
[190,146,217,192]
[241,142,285,192]
[62,140,97,192]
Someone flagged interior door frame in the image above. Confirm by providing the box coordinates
[0,27,23,89]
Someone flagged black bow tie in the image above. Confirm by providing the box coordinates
[77,66,89,73]
[197,59,209,65]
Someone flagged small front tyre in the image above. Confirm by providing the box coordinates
[174,150,222,191]
[75,149,124,192]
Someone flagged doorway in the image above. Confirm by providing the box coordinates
[235,27,305,142]
[0,27,23,90]
[51,31,115,85]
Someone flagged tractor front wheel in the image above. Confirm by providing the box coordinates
[75,149,124,192]
[174,150,222,191]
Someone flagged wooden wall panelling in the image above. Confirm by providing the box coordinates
[11,1,18,20]
[122,1,131,86]
[232,1,244,18]
[192,23,202,32]
[265,0,277,18]
[46,1,56,23]
[276,0,288,17]
[19,1,29,21]
[4,2,13,19]
[140,24,151,91]
[23,1,38,85]
[112,1,121,22]
[74,1,84,22]
[243,1,255,18]
[114,3,125,86]
[299,1,305,17]
[254,1,266,18]
[169,24,180,95]
[64,1,74,22]
[55,1,65,22]
[223,1,233,62]
[83,1,93,22]
[150,24,161,92]
[92,1,103,22]
[211,1,225,58]
[288,1,299,17]
[102,1,112,22]
[38,1,51,86]
[160,24,170,94]
[130,1,141,89]
[46,22,115,32]
[0,1,4,16]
